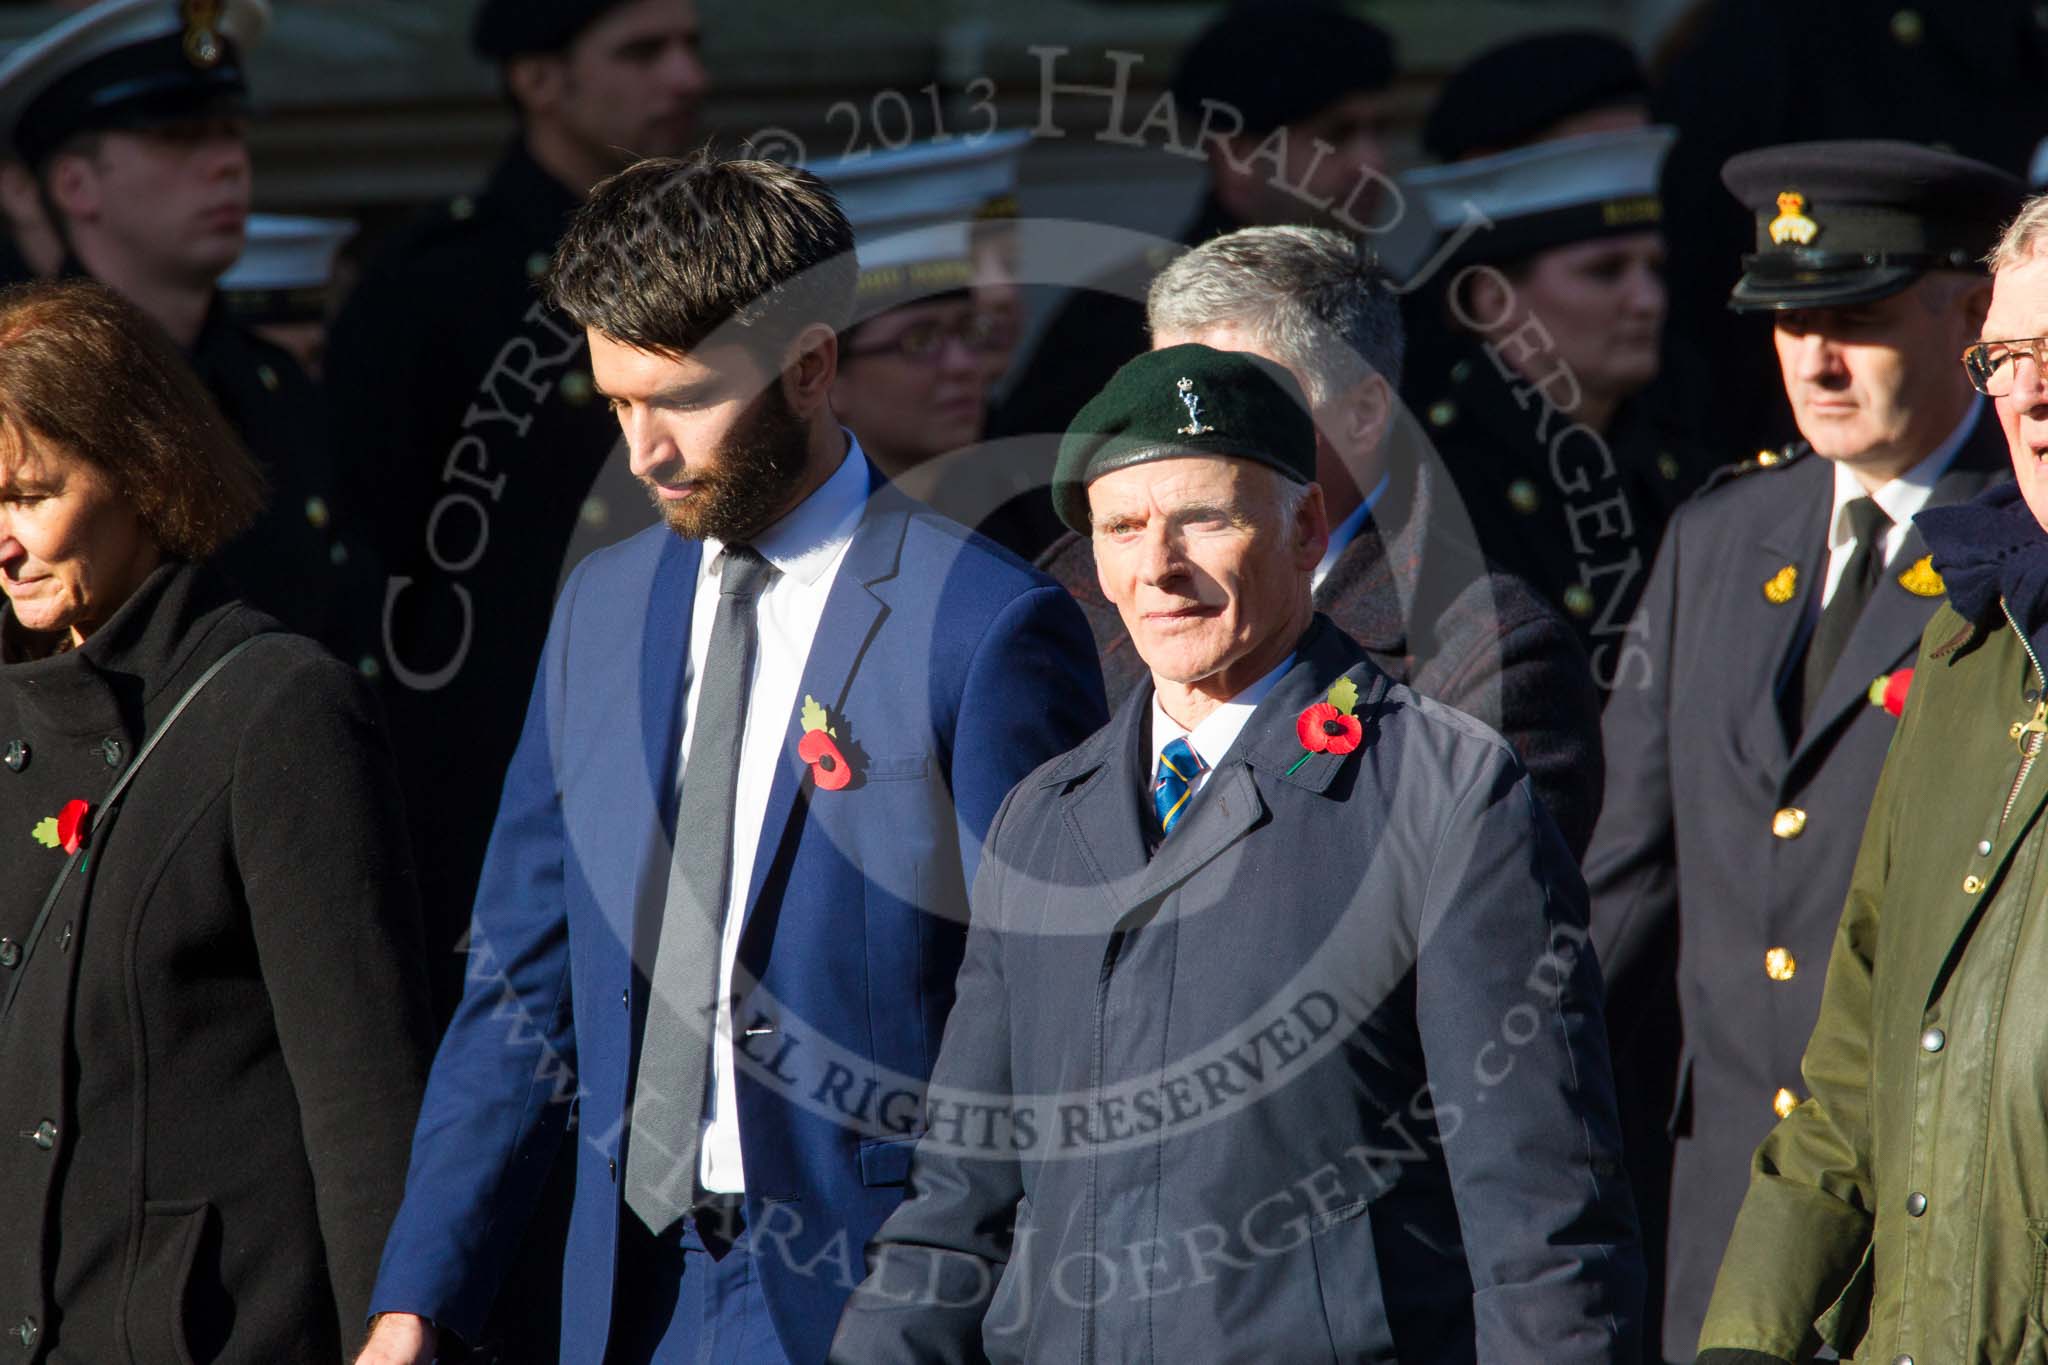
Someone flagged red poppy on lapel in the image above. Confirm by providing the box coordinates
[1868,668,1913,719]
[797,694,853,791]
[56,799,91,855]
[1288,675,1365,775]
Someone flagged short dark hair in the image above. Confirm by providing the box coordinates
[0,279,264,559]
[545,153,857,363]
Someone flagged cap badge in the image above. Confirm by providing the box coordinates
[1769,191,1820,247]
[1763,563,1799,605]
[1175,377,1215,437]
[1897,554,1945,597]
[181,0,225,68]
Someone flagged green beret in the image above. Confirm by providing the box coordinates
[1053,343,1316,535]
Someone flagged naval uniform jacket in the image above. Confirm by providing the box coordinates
[324,139,623,1014]
[0,563,433,1362]
[1037,447,1605,858]
[831,615,1643,1364]
[1584,415,2009,1360]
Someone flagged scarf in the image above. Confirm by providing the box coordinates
[1916,479,2048,654]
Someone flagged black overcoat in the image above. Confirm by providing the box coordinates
[0,563,433,1362]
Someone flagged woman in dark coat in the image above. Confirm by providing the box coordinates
[0,280,434,1363]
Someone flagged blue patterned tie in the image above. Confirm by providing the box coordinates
[1153,737,1206,837]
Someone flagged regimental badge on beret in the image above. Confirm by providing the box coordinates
[1175,377,1215,437]
[182,0,225,68]
[1769,191,1819,246]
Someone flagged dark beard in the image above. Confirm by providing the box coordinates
[644,381,812,543]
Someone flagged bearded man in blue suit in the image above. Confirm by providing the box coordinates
[356,153,1106,1365]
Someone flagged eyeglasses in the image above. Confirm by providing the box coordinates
[1961,336,2048,397]
[846,313,1009,363]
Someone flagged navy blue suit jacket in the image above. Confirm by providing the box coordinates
[369,474,1107,1364]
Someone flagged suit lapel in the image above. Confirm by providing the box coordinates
[1751,457,1830,763]
[736,475,904,933]
[638,533,702,839]
[1055,691,1158,919]
[1790,412,2010,764]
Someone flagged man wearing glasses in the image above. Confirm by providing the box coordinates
[1583,141,2024,1362]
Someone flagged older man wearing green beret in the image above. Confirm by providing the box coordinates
[831,344,1644,1364]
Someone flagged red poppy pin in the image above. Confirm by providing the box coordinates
[797,695,853,791]
[31,798,92,855]
[1868,668,1913,719]
[1289,676,1363,775]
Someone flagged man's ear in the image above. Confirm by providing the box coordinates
[1293,480,1330,570]
[781,323,839,418]
[1958,279,1993,338]
[41,154,95,227]
[505,54,567,119]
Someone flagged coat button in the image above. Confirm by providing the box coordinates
[28,1121,54,1150]
[101,737,123,768]
[1905,1191,1928,1216]
[1561,585,1595,618]
[608,1157,617,1181]
[1427,400,1457,429]
[9,1317,33,1348]
[1765,947,1798,982]
[2,740,25,772]
[1921,1027,1946,1053]
[1977,839,1993,856]
[0,940,17,969]
[1893,1356,1914,1365]
[1772,807,1808,839]
[1772,1087,1798,1119]
[1890,8,1923,45]
[1963,874,1985,894]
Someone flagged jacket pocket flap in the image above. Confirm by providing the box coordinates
[859,1134,922,1186]
[862,754,930,782]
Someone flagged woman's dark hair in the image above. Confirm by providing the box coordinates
[545,152,857,363]
[0,279,264,559]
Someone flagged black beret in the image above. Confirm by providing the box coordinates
[1423,30,1647,163]
[1722,140,2029,311]
[1171,0,1396,138]
[1053,343,1316,534]
[472,0,636,59]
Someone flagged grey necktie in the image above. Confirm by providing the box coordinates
[1800,496,1890,726]
[624,544,773,1234]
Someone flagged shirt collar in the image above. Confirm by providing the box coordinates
[1313,471,1391,588]
[1150,653,1295,774]
[1827,399,1982,552]
[704,434,870,587]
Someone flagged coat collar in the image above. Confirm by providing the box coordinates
[0,561,253,738]
[1042,616,1376,919]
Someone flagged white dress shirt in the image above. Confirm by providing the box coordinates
[1148,655,1294,804]
[680,436,868,1194]
[1312,471,1392,591]
[1818,399,1981,607]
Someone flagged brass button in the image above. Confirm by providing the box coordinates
[1756,448,1781,468]
[1772,1087,1798,1118]
[1890,8,1924,45]
[305,496,330,529]
[1772,807,1808,839]
[1765,947,1798,982]
[1921,1027,1946,1053]
[10,1318,35,1348]
[1427,400,1457,428]
[1905,1190,1928,1216]
[1508,479,1541,515]
[1562,585,1594,618]
[1963,874,1985,894]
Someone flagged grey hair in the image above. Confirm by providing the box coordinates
[1989,192,2048,274]
[1145,225,1404,406]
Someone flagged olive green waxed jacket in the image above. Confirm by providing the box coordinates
[1698,599,2048,1364]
